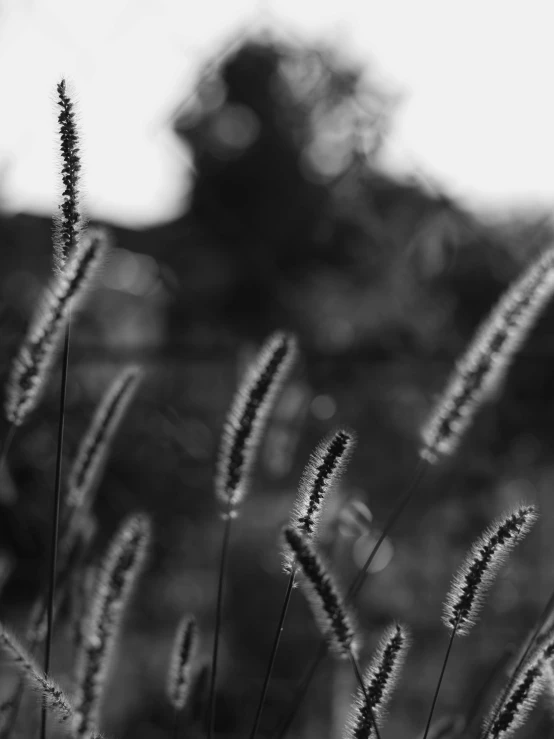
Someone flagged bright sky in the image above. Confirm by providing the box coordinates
[0,0,552,227]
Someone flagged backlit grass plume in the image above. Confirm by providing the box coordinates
[0,623,73,726]
[283,429,356,573]
[66,366,143,513]
[481,620,554,738]
[53,78,82,274]
[209,332,298,739]
[422,506,537,739]
[443,505,537,636]
[167,615,199,712]
[292,429,356,538]
[72,513,150,738]
[283,526,357,659]
[5,227,108,427]
[344,623,409,739]
[483,657,546,738]
[215,331,297,515]
[420,247,554,463]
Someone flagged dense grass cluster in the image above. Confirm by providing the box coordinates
[1,80,554,739]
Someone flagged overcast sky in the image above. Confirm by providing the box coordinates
[0,0,552,227]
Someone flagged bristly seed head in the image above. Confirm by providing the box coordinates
[482,624,554,739]
[215,332,297,515]
[443,505,537,636]
[344,623,410,739]
[0,623,74,726]
[54,78,82,274]
[72,513,150,738]
[5,227,108,427]
[66,365,143,513]
[283,526,357,659]
[294,428,356,537]
[484,657,546,738]
[420,248,554,463]
[284,428,356,572]
[167,615,199,712]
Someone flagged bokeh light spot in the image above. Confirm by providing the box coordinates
[310,394,336,420]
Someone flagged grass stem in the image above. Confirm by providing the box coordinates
[462,646,512,737]
[207,510,232,739]
[172,706,179,739]
[273,640,326,739]
[347,458,428,601]
[0,423,16,472]
[39,320,71,739]
[249,568,297,739]
[422,623,457,739]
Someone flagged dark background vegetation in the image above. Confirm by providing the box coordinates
[1,29,554,739]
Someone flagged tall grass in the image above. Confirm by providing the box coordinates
[1,80,554,739]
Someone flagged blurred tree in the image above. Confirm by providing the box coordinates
[170,35,398,340]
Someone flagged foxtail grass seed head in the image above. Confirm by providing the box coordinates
[167,615,199,712]
[0,623,73,725]
[484,624,554,738]
[513,627,554,717]
[293,429,356,537]
[5,227,108,427]
[72,513,151,738]
[443,505,537,636]
[484,657,546,738]
[283,526,357,659]
[215,331,297,515]
[344,623,410,739]
[53,78,82,274]
[284,429,356,572]
[66,366,143,512]
[420,247,554,463]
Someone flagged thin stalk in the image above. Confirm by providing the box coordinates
[40,320,71,739]
[273,640,327,739]
[249,567,297,739]
[172,706,179,739]
[207,510,233,739]
[463,646,513,738]
[273,459,429,739]
[422,623,458,739]
[0,423,16,471]
[348,650,382,739]
[347,458,428,601]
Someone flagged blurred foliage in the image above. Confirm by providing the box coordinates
[1,28,554,739]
